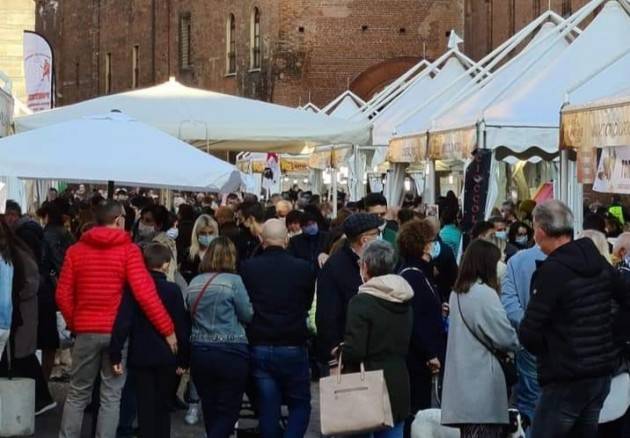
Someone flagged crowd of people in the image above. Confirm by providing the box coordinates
[1,184,630,438]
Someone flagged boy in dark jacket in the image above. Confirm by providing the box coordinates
[110,243,190,438]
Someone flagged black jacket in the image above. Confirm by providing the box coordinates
[175,219,194,258]
[432,237,458,302]
[110,271,191,369]
[240,247,315,346]
[399,260,446,372]
[15,218,44,266]
[288,231,331,270]
[179,248,201,285]
[520,238,630,386]
[316,241,362,361]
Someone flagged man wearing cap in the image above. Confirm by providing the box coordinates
[316,212,383,370]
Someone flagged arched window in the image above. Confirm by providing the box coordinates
[250,7,261,69]
[226,14,236,74]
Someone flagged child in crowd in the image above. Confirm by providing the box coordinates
[110,243,190,438]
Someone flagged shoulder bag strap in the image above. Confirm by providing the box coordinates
[456,293,500,357]
[190,273,220,318]
[399,266,441,302]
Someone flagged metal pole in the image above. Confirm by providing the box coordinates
[332,167,338,219]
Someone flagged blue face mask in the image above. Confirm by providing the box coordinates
[303,223,319,236]
[430,240,441,259]
[515,236,528,246]
[198,235,216,248]
[495,231,508,241]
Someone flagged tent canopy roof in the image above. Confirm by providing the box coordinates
[482,0,630,152]
[15,79,371,153]
[0,112,242,192]
[322,90,366,117]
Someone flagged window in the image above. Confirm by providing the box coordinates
[75,60,80,88]
[105,53,112,94]
[509,0,515,35]
[132,45,139,88]
[227,13,236,74]
[562,0,572,17]
[250,8,261,70]
[180,13,192,69]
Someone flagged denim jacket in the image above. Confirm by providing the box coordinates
[185,272,253,344]
[0,258,14,330]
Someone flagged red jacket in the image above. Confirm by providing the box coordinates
[56,227,174,336]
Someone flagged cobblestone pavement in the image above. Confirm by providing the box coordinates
[33,379,321,437]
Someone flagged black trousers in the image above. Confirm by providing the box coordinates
[135,366,177,438]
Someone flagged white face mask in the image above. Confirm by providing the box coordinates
[166,228,179,240]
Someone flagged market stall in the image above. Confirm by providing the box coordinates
[14,78,371,154]
[0,112,243,193]
[561,88,630,227]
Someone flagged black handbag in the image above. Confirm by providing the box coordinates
[456,294,517,391]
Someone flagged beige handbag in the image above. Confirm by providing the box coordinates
[319,353,394,435]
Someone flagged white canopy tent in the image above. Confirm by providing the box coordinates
[0,113,243,192]
[14,78,371,154]
[429,17,573,163]
[480,0,630,158]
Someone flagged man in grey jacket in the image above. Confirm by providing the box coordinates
[501,245,546,429]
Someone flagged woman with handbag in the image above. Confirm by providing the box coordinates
[341,240,414,438]
[396,219,447,436]
[441,239,519,438]
[185,237,254,438]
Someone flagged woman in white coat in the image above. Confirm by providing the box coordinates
[441,239,519,438]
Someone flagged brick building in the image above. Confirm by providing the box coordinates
[36,0,465,107]
[35,0,595,109]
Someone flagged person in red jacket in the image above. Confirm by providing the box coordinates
[56,200,177,438]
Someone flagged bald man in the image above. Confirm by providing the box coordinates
[239,218,315,437]
[275,200,293,219]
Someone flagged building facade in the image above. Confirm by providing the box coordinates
[0,0,36,102]
[35,0,594,108]
[36,0,465,107]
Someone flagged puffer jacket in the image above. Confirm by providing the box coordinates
[56,227,174,336]
[520,238,630,386]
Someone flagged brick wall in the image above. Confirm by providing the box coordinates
[0,0,35,102]
[36,0,465,108]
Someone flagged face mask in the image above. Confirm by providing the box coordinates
[495,231,507,241]
[166,228,179,240]
[303,223,319,236]
[198,234,216,248]
[138,222,155,238]
[515,236,528,246]
[430,240,441,259]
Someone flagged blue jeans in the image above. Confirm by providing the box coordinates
[516,349,540,424]
[250,345,311,438]
[191,343,249,438]
[531,376,611,438]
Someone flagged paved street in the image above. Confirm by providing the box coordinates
[34,379,321,438]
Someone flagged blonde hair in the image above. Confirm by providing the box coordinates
[199,237,237,274]
[189,214,219,261]
[579,229,610,263]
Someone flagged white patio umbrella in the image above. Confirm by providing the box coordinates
[0,112,242,192]
[14,78,372,153]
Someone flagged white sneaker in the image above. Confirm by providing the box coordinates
[185,403,200,425]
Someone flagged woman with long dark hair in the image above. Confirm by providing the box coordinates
[441,239,519,438]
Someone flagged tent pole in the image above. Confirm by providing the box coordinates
[107,181,115,199]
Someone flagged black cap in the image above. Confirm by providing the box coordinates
[343,213,384,239]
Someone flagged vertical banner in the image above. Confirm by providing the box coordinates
[23,31,54,112]
[593,146,630,194]
[461,149,492,235]
[261,153,281,196]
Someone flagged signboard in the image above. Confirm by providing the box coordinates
[562,104,630,151]
[388,134,426,163]
[593,146,630,194]
[461,148,492,234]
[429,127,477,161]
[23,31,54,112]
